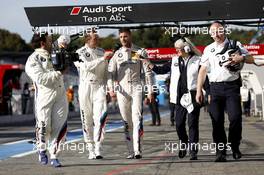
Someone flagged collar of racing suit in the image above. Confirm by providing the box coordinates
[215,37,228,48]
[120,46,131,52]
[84,45,98,52]
[35,48,50,59]
[120,44,140,52]
[120,43,141,52]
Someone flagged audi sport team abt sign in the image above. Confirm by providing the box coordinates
[146,44,264,61]
[69,5,132,23]
[24,0,264,26]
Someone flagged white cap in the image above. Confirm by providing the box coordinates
[57,35,71,45]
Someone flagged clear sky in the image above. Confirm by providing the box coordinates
[0,0,185,42]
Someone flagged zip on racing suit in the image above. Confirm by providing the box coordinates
[74,46,108,158]
[108,45,153,156]
[25,48,68,159]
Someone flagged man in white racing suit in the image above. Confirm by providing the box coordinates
[25,33,68,168]
[74,31,111,159]
[108,28,154,159]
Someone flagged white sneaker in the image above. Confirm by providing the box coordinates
[88,151,96,160]
[126,154,134,159]
[94,144,102,159]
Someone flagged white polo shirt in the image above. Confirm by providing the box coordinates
[200,38,249,82]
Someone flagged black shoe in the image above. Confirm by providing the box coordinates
[28,138,37,144]
[190,152,198,160]
[96,155,103,159]
[215,153,226,162]
[171,122,175,126]
[149,123,155,126]
[232,150,242,160]
[178,150,187,159]
[135,154,142,159]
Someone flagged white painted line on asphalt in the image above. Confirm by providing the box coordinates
[2,139,31,146]
[69,128,82,132]
[11,150,37,158]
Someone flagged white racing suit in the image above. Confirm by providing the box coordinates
[25,48,68,159]
[108,45,153,156]
[75,46,108,157]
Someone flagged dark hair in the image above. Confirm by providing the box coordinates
[119,27,131,34]
[211,20,226,28]
[31,32,48,49]
[84,28,98,43]
[210,21,227,35]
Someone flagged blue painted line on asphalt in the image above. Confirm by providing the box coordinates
[0,142,35,159]
[0,111,169,160]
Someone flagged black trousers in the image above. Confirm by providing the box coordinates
[149,100,161,125]
[210,81,242,153]
[22,97,28,114]
[175,104,200,153]
[242,101,251,116]
[169,103,176,124]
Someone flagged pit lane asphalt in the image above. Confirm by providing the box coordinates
[0,108,264,175]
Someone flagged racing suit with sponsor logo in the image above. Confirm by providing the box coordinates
[75,46,108,157]
[108,45,153,155]
[25,48,68,159]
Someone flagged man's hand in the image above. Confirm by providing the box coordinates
[208,95,211,104]
[141,59,154,69]
[229,53,244,64]
[104,51,114,60]
[196,90,203,105]
[144,98,150,105]
[109,90,116,98]
[147,94,155,103]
